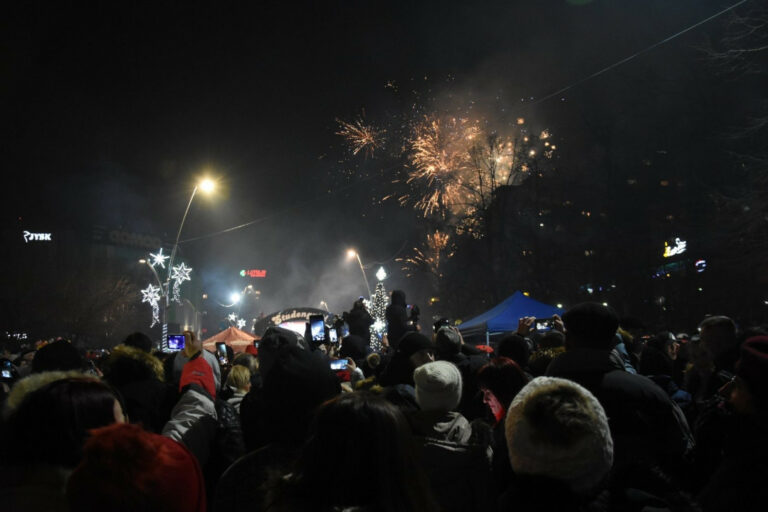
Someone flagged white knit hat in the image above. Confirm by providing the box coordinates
[505,376,613,494]
[413,361,463,412]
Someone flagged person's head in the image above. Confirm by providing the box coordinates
[538,331,565,350]
[353,297,366,310]
[258,327,300,377]
[496,334,531,368]
[477,357,529,411]
[67,423,205,512]
[226,365,251,393]
[340,334,371,362]
[31,339,83,373]
[699,316,737,360]
[4,374,125,467]
[399,332,435,369]
[505,377,613,494]
[179,355,216,398]
[232,352,258,375]
[434,327,462,358]
[562,303,620,350]
[182,330,201,356]
[390,289,407,307]
[413,361,463,413]
[293,392,436,512]
[722,336,768,415]
[122,332,154,353]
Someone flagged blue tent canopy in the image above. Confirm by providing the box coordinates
[457,291,564,339]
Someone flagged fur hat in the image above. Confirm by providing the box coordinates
[413,361,463,412]
[505,377,613,494]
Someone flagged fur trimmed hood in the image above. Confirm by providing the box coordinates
[103,344,165,386]
[3,370,88,418]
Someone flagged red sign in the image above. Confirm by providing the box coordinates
[241,269,267,278]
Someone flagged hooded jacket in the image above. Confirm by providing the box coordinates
[546,348,693,475]
[385,290,410,349]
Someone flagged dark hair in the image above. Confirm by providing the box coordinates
[5,377,122,467]
[122,332,154,353]
[477,357,529,410]
[562,303,620,350]
[278,392,437,512]
[496,334,531,368]
[32,340,83,373]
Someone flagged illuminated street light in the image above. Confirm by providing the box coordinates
[230,292,242,304]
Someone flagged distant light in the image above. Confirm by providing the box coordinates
[139,259,147,264]
[699,288,704,292]
[602,302,608,307]
[516,117,525,125]
[523,291,530,297]
[695,259,707,273]
[346,249,357,260]
[586,287,594,294]
[230,292,241,304]
[663,237,687,258]
[199,178,215,193]
[376,266,387,281]
[202,294,208,299]
[556,303,563,308]
[539,223,544,228]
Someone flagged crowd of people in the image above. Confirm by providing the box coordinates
[0,290,766,511]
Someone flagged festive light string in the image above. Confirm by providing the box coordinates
[518,0,749,111]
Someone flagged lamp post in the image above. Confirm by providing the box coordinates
[347,249,372,298]
[143,178,215,350]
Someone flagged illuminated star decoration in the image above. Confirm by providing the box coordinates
[170,262,193,304]
[141,284,162,327]
[227,313,238,324]
[236,318,246,329]
[149,248,169,269]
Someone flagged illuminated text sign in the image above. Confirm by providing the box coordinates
[23,231,52,243]
[240,269,267,278]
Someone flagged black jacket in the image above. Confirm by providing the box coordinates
[386,290,410,349]
[546,348,693,476]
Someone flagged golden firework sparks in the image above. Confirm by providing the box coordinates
[336,118,385,158]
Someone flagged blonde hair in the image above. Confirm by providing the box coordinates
[226,365,251,391]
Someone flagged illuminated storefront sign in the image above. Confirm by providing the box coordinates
[240,269,267,278]
[22,231,52,242]
[663,237,687,258]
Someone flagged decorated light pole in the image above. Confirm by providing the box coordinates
[140,178,215,349]
[368,266,389,351]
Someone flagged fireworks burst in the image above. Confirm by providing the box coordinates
[398,230,456,278]
[336,117,385,158]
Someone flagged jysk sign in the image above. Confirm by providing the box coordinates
[23,231,52,242]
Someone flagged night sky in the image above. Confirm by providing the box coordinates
[2,0,754,323]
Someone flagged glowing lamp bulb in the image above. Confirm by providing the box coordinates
[376,267,387,281]
[346,249,357,260]
[199,179,215,193]
[230,292,241,304]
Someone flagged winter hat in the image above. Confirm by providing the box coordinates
[505,376,613,494]
[736,336,768,407]
[340,335,371,361]
[413,361,463,412]
[396,332,434,359]
[67,423,206,512]
[179,354,216,398]
[32,340,83,373]
[435,327,462,357]
[122,332,154,353]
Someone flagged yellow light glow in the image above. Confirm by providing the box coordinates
[346,249,357,260]
[199,178,215,193]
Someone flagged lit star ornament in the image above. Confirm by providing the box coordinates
[237,318,246,329]
[170,262,193,304]
[149,248,170,269]
[228,313,238,323]
[141,284,162,327]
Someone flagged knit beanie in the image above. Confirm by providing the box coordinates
[413,361,463,412]
[32,340,83,373]
[67,423,206,512]
[179,354,216,399]
[505,376,613,494]
[737,336,768,408]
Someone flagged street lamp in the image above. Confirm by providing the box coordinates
[144,177,216,349]
[346,248,371,298]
